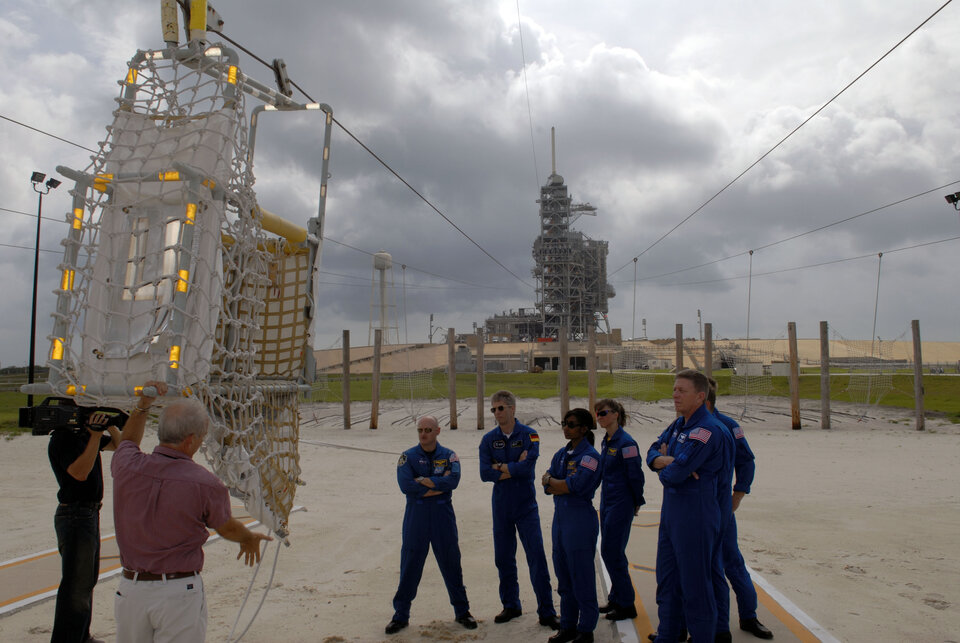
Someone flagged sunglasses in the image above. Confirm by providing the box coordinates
[417,427,434,434]
[564,421,581,429]
[596,409,613,417]
[490,405,511,413]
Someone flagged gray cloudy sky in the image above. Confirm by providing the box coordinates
[2,0,959,368]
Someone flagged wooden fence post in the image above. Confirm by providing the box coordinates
[560,328,570,417]
[675,324,684,371]
[342,329,351,430]
[588,326,597,415]
[788,322,801,430]
[448,328,458,430]
[820,321,831,430]
[476,331,485,430]
[370,329,381,429]
[704,323,713,379]
[912,319,925,431]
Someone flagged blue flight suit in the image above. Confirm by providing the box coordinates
[479,421,556,618]
[708,411,736,636]
[646,404,727,643]
[712,408,759,632]
[545,439,603,634]
[599,427,646,609]
[392,443,470,624]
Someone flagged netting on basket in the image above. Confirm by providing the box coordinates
[390,368,442,421]
[830,328,904,406]
[715,339,786,397]
[610,348,660,401]
[37,43,325,538]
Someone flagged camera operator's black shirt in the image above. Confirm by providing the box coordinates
[48,428,111,504]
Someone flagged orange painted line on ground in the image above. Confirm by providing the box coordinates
[631,576,654,640]
[755,581,821,642]
[0,584,59,609]
[1,533,117,571]
[0,550,59,569]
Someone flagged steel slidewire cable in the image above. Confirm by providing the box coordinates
[323,238,495,289]
[610,0,956,278]
[0,242,62,254]
[4,28,532,291]
[610,178,960,286]
[663,234,960,287]
[516,0,541,190]
[325,113,535,288]
[0,113,98,154]
[218,32,536,290]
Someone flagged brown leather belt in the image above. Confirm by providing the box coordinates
[122,569,198,581]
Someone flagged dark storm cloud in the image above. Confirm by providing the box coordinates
[1,1,958,368]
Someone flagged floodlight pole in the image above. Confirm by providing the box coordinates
[28,174,59,407]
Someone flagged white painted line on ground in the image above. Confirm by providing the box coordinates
[0,506,304,617]
[746,564,840,643]
[596,527,640,643]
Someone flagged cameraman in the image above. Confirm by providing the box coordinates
[47,407,122,643]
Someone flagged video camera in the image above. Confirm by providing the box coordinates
[19,397,129,437]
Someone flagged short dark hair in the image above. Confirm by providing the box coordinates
[675,369,709,395]
[706,376,718,405]
[563,407,596,446]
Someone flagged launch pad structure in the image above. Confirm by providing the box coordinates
[490,128,614,342]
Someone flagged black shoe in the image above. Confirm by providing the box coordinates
[716,632,732,643]
[740,618,774,639]
[494,607,522,623]
[539,614,561,629]
[456,612,478,630]
[572,633,594,643]
[384,619,408,634]
[599,602,616,613]
[548,630,579,643]
[605,604,637,621]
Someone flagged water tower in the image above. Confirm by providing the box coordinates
[369,250,399,344]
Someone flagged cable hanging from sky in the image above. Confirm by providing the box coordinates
[0,34,533,292]
[516,0,541,190]
[7,7,953,295]
[664,234,960,288]
[609,0,955,278]
[212,29,535,290]
[609,178,960,286]
[0,111,501,292]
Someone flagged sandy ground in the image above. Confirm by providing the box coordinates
[1,395,958,642]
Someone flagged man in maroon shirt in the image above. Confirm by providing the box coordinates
[111,381,271,641]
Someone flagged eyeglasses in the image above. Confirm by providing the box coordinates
[564,421,581,429]
[596,409,612,417]
[490,405,511,413]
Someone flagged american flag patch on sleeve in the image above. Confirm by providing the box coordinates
[621,445,639,459]
[688,428,712,444]
[733,426,744,439]
[580,455,598,471]
[450,452,460,462]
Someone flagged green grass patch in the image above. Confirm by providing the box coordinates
[305,370,960,422]
[7,370,958,430]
